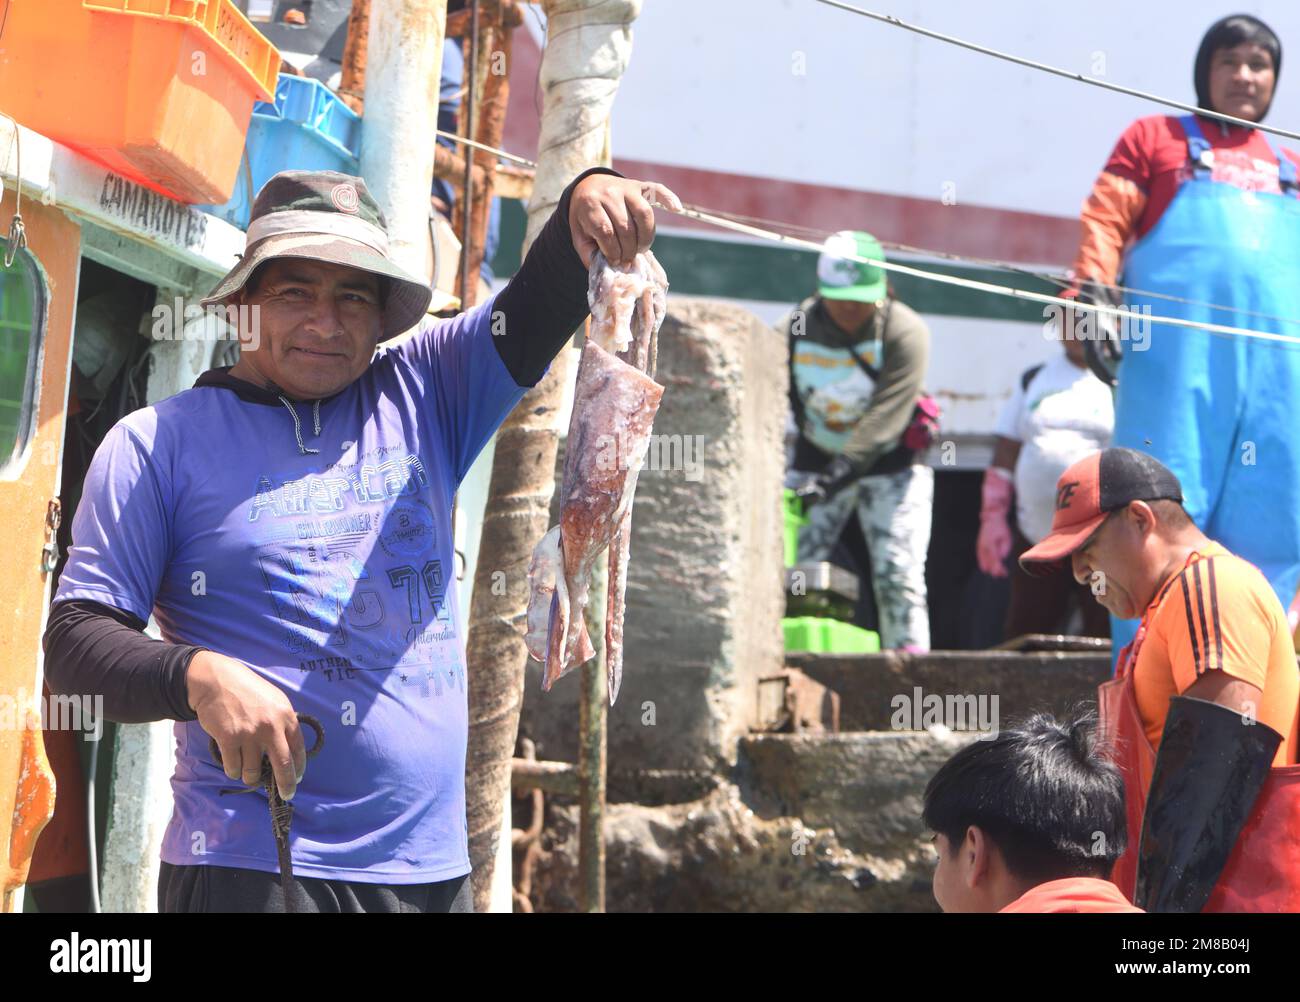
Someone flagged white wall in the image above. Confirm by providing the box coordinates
[606,1,1300,216]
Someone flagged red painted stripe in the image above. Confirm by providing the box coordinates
[612,159,1079,267]
[505,27,1077,267]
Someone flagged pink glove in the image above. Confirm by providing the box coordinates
[976,467,1014,578]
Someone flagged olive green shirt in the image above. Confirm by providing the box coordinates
[779,295,930,471]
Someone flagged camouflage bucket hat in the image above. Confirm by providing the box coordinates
[200,170,433,342]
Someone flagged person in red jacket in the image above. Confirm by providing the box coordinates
[923,710,1141,913]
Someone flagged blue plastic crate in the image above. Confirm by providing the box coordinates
[270,75,361,160]
[200,74,362,228]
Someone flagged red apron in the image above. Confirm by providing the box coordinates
[1100,618,1300,911]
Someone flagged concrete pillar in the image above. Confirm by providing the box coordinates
[100,716,175,912]
[520,299,788,796]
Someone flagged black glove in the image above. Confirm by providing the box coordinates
[1075,280,1123,387]
[794,455,858,509]
[1134,695,1281,913]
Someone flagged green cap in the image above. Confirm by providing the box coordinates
[817,230,887,303]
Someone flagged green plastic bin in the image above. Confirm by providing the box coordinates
[782,616,881,654]
[782,488,807,567]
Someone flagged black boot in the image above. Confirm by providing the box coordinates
[1135,695,1281,913]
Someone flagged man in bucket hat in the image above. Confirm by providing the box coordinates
[1020,447,1300,911]
[43,166,680,913]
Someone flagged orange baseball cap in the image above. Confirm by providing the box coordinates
[1019,448,1184,574]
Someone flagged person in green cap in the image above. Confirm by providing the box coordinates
[782,230,936,651]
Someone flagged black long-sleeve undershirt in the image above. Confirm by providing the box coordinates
[490,165,621,386]
[42,166,624,724]
[43,599,203,723]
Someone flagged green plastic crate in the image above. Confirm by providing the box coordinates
[782,488,807,567]
[782,616,880,654]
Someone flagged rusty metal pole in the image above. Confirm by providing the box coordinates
[579,556,608,912]
[464,2,518,292]
[337,0,371,114]
[578,316,607,913]
[458,0,480,308]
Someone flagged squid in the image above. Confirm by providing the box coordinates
[524,250,668,705]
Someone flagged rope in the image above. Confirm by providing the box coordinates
[415,114,1300,340]
[811,0,1300,143]
[435,129,537,168]
[878,238,1300,332]
[657,198,1300,333]
[664,201,1300,347]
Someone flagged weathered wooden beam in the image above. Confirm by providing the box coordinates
[510,758,579,796]
[434,144,533,200]
[492,164,533,200]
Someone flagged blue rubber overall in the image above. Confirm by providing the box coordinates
[1109,115,1300,659]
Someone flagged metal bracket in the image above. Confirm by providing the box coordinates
[40,497,60,573]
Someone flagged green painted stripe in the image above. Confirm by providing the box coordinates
[490,198,1054,323]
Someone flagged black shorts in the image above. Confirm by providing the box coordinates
[157,861,473,914]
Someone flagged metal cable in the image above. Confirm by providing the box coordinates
[668,200,1300,335]
[666,201,1300,346]
[811,0,1300,142]
[410,119,1300,337]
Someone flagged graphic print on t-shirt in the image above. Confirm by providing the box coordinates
[791,338,882,453]
[246,442,463,700]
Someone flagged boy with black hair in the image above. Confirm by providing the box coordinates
[923,710,1141,913]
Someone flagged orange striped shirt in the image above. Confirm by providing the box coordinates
[1132,542,1299,766]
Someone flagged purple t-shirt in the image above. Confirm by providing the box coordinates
[54,296,526,883]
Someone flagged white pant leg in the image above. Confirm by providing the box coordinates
[857,464,934,650]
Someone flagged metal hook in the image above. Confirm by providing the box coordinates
[2,113,23,269]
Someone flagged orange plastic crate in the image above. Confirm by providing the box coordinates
[0,0,279,204]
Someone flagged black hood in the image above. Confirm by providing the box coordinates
[193,366,344,406]
[194,366,343,455]
[1194,14,1282,123]
[194,365,288,406]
